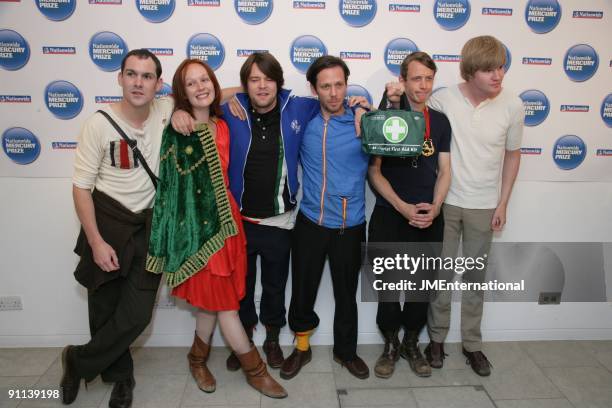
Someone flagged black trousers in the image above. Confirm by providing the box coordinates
[238,221,291,329]
[368,205,444,333]
[75,231,158,383]
[288,212,366,361]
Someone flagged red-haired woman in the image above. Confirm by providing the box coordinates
[147,59,286,399]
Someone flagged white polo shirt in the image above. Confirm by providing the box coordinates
[73,97,174,213]
[429,85,524,209]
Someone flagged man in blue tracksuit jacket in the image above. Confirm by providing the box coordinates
[280,56,371,381]
[221,53,320,370]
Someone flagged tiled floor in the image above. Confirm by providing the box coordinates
[1,341,612,408]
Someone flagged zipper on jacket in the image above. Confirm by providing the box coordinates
[340,197,347,235]
[318,120,329,225]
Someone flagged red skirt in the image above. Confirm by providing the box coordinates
[171,197,247,311]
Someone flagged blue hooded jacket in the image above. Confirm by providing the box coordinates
[222,89,319,210]
[299,106,369,229]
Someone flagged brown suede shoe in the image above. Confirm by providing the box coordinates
[333,354,369,379]
[263,340,284,368]
[424,341,446,369]
[237,347,287,399]
[462,348,491,377]
[187,333,215,392]
[280,348,311,380]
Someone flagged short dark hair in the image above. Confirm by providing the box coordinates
[400,52,437,79]
[306,56,350,87]
[172,59,223,118]
[239,52,284,92]
[120,49,162,79]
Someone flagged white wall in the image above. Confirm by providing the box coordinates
[1,0,611,347]
[1,177,611,347]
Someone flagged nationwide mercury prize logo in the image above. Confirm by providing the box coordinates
[234,0,274,24]
[339,0,377,27]
[601,94,612,128]
[290,35,327,73]
[35,0,76,21]
[520,90,550,127]
[384,38,418,76]
[2,128,41,165]
[525,0,561,34]
[553,135,586,170]
[0,30,30,71]
[45,80,83,120]
[136,0,176,23]
[433,0,471,31]
[564,44,599,82]
[89,32,128,72]
[187,33,225,70]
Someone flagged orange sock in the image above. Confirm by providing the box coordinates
[296,330,312,351]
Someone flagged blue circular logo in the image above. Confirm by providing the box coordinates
[339,0,377,27]
[35,0,76,21]
[601,93,612,128]
[564,44,599,82]
[433,0,471,30]
[2,127,41,165]
[89,32,128,72]
[45,80,83,120]
[136,0,175,23]
[187,33,225,70]
[290,35,327,74]
[525,0,561,34]
[234,0,273,24]
[553,135,586,170]
[384,38,418,76]
[346,85,372,106]
[0,30,30,71]
[520,90,550,127]
[503,43,512,73]
[157,82,173,98]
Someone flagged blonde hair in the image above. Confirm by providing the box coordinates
[460,35,506,81]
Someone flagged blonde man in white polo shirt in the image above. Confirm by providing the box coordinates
[425,36,523,376]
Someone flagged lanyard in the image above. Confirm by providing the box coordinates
[423,106,431,141]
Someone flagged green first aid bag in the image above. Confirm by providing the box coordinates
[360,91,425,157]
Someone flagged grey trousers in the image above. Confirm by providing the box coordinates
[427,203,494,352]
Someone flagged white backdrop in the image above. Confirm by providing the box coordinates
[1,1,611,347]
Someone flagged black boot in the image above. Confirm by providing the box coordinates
[108,377,135,408]
[227,326,253,371]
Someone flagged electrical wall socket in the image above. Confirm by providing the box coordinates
[538,292,561,305]
[0,296,23,311]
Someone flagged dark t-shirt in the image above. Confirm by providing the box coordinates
[241,102,292,218]
[374,107,451,206]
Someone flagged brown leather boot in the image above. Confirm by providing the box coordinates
[188,333,216,393]
[227,326,253,371]
[237,347,287,399]
[374,330,400,378]
[400,331,431,377]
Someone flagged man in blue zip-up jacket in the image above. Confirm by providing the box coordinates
[280,56,370,381]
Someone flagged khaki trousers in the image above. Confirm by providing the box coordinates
[427,203,494,352]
